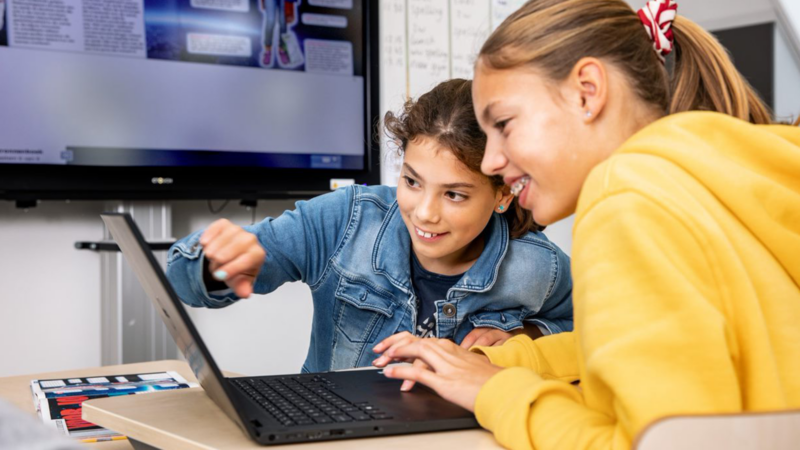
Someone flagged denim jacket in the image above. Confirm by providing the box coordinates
[166,185,573,373]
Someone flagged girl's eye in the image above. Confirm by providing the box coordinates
[404,176,420,188]
[495,119,510,133]
[445,191,467,202]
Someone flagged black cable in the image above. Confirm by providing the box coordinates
[207,199,230,214]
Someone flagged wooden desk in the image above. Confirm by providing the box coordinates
[82,364,502,449]
[0,360,197,450]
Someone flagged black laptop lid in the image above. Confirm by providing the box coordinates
[101,213,248,432]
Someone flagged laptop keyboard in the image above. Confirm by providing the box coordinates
[233,375,393,427]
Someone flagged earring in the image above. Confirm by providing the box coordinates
[497,205,505,212]
[585,110,592,118]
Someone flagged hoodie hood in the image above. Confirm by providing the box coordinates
[617,111,800,287]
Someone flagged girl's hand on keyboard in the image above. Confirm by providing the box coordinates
[372,332,430,391]
[373,333,500,412]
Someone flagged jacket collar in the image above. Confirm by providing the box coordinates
[372,202,510,295]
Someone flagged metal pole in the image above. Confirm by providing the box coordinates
[100,201,178,365]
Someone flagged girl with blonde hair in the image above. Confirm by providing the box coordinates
[373,1,800,449]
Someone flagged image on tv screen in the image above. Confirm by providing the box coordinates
[0,0,366,170]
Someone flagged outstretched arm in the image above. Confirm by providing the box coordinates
[166,187,355,308]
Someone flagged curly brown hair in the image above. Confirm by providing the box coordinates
[383,78,541,239]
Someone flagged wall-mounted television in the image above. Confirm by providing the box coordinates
[0,0,379,201]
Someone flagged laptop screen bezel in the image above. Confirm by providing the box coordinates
[101,212,252,436]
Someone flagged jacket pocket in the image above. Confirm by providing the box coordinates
[334,278,397,344]
[468,307,525,332]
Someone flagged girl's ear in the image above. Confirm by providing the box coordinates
[567,57,609,123]
[495,186,514,214]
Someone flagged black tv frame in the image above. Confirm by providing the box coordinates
[0,1,380,202]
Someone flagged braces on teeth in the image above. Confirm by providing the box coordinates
[510,176,531,197]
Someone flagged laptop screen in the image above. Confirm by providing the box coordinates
[101,213,247,432]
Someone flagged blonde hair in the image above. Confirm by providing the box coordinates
[479,0,772,124]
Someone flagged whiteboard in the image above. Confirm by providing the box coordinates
[452,0,491,79]
[379,0,408,185]
[379,0,525,185]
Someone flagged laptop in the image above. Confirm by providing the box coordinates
[101,213,479,445]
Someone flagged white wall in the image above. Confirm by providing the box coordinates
[171,200,314,377]
[1,0,798,379]
[0,199,317,378]
[772,0,800,64]
[0,201,104,377]
[775,25,800,121]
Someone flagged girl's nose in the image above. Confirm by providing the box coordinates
[481,136,508,176]
[415,195,440,224]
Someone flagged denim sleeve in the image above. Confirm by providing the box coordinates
[524,247,574,334]
[248,186,354,293]
[166,229,233,308]
[165,186,355,309]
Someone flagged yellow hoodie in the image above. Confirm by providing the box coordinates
[473,112,800,450]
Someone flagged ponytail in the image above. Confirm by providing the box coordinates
[670,16,772,124]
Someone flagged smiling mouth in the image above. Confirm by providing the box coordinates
[510,176,531,197]
[415,227,446,239]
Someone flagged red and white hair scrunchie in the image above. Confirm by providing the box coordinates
[637,0,678,63]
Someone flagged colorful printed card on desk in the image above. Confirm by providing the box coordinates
[30,371,197,441]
